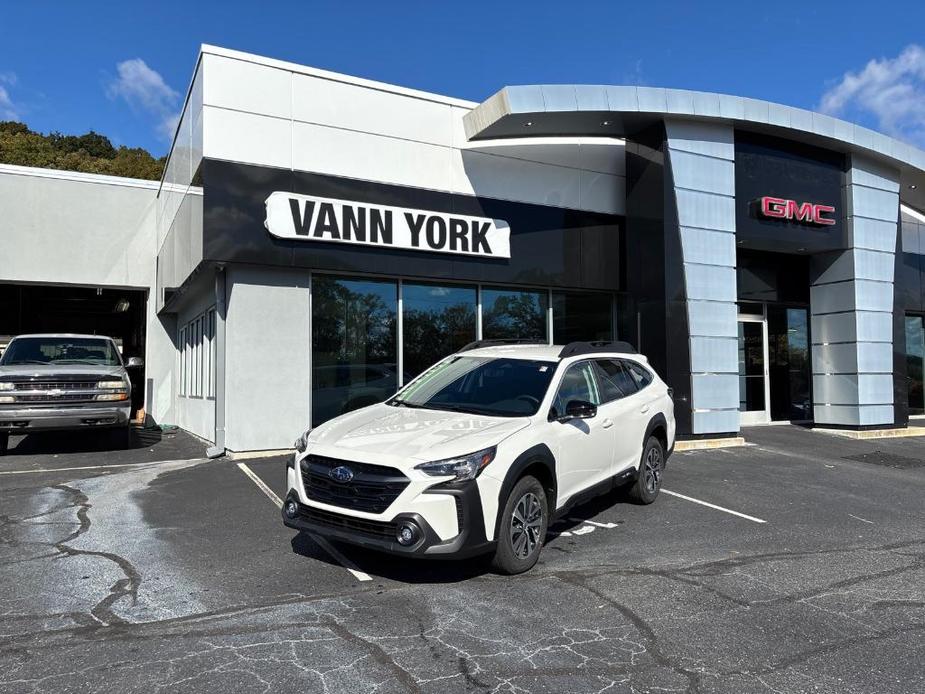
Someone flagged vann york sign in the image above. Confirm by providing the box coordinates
[265,192,511,259]
[756,196,836,227]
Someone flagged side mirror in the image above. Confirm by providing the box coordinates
[560,400,597,421]
[126,357,144,368]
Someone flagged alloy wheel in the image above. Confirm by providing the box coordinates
[644,446,662,494]
[510,492,543,559]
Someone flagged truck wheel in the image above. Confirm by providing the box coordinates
[627,436,665,505]
[0,433,7,455]
[491,475,548,575]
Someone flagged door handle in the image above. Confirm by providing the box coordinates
[602,418,614,428]
[640,405,650,414]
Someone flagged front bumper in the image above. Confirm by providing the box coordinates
[282,478,496,560]
[0,405,131,432]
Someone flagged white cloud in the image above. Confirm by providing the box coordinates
[819,44,925,147]
[106,58,180,142]
[0,71,19,119]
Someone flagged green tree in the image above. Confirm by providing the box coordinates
[0,121,164,181]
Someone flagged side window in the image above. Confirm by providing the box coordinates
[593,360,627,402]
[625,361,654,390]
[553,362,600,415]
[599,359,638,397]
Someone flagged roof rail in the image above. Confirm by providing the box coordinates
[457,338,547,353]
[558,340,637,358]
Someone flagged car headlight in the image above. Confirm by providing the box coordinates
[414,447,496,481]
[97,380,127,390]
[293,430,311,454]
[0,382,13,391]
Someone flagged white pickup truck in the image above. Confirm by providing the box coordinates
[0,334,142,454]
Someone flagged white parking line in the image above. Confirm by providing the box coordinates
[236,462,372,582]
[0,459,204,475]
[848,513,875,525]
[661,489,767,524]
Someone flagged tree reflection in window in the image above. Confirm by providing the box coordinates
[481,288,548,342]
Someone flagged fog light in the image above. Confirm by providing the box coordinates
[396,521,419,546]
[284,499,299,519]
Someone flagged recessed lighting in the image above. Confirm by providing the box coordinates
[911,184,918,190]
[798,247,806,252]
[601,120,612,126]
[524,121,534,127]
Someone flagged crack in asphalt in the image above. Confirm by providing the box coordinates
[50,484,142,627]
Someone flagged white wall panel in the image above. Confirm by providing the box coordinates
[203,106,292,170]
[225,267,311,452]
[292,72,455,147]
[202,54,291,120]
[454,149,581,209]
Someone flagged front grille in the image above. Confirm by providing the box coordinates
[301,455,409,514]
[3,379,103,405]
[15,393,90,403]
[296,504,397,539]
[13,381,97,391]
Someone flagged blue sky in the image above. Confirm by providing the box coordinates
[2,1,924,156]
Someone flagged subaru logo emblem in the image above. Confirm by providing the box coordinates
[329,466,354,483]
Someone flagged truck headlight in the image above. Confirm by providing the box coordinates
[414,447,496,481]
[0,382,13,391]
[97,380,127,390]
[96,393,129,401]
[0,395,14,403]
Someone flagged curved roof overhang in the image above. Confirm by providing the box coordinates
[463,85,925,211]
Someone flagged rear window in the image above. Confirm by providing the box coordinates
[625,361,654,389]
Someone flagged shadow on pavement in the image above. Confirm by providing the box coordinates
[288,487,636,584]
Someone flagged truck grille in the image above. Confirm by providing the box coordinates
[301,455,409,514]
[2,379,106,405]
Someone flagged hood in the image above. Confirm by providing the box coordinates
[307,403,531,465]
[0,364,126,380]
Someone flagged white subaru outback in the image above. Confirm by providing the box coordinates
[283,341,676,574]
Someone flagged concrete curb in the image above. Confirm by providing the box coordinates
[675,437,747,452]
[227,448,295,460]
[812,426,925,440]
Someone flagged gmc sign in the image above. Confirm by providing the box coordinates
[757,196,836,226]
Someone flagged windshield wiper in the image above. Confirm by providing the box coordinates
[54,360,104,365]
[388,398,427,408]
[9,360,50,365]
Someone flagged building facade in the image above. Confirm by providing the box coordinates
[4,44,925,451]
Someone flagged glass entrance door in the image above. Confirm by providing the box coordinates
[738,317,770,425]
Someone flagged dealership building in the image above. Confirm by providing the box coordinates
[4,44,925,451]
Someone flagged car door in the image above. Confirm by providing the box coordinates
[548,360,616,507]
[595,359,649,473]
[590,360,638,476]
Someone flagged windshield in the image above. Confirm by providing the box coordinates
[0,337,122,367]
[389,356,557,417]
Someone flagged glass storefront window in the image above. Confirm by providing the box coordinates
[906,315,925,415]
[481,288,548,342]
[402,283,476,381]
[552,291,613,344]
[311,276,397,426]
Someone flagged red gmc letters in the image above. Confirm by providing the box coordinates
[758,196,836,226]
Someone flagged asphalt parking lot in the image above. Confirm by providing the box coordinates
[1,425,924,693]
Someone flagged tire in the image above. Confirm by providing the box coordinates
[627,436,665,505]
[491,475,548,575]
[0,433,7,456]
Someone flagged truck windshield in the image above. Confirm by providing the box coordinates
[0,337,122,367]
[389,356,556,417]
